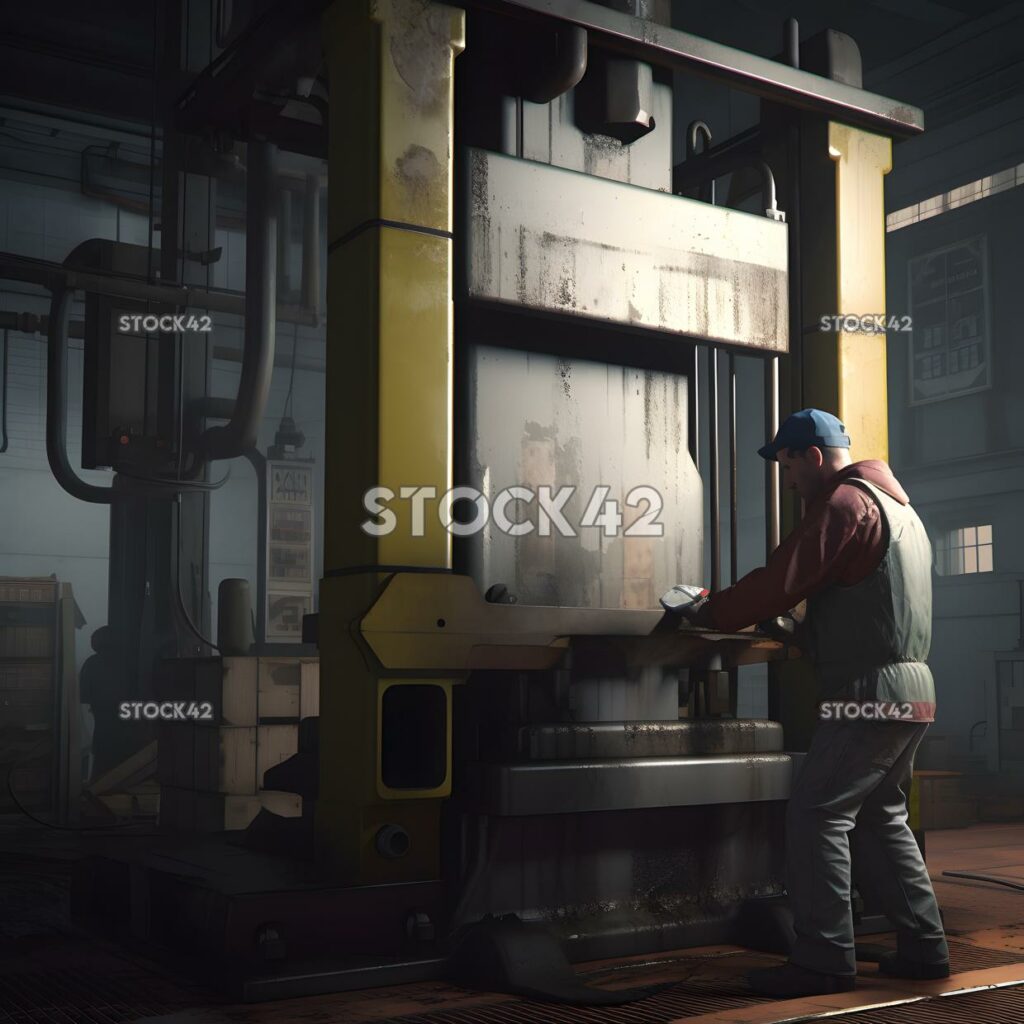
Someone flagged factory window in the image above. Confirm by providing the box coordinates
[935,524,993,576]
[887,163,1024,231]
[907,237,990,405]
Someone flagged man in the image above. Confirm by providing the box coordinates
[691,408,949,999]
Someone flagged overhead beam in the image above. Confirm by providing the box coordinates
[462,0,924,137]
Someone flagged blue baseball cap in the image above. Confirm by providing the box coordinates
[757,408,851,461]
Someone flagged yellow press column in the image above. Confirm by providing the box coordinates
[800,121,892,460]
[318,0,464,881]
[774,117,893,751]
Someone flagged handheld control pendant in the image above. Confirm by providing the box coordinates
[659,584,710,617]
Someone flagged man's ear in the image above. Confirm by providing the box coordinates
[807,445,825,469]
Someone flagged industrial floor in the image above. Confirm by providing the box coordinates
[2,821,1024,1024]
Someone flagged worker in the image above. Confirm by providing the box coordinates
[689,408,949,998]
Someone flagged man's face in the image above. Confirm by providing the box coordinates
[777,447,823,502]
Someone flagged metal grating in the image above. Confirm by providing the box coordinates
[382,941,1024,1024]
[943,937,1024,971]
[388,991,757,1024]
[389,958,763,1024]
[826,984,1024,1022]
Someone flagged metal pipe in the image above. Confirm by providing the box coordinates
[246,448,268,647]
[728,351,737,584]
[727,348,739,716]
[675,149,783,221]
[0,252,318,326]
[688,343,700,471]
[46,285,118,503]
[301,172,320,318]
[709,346,720,594]
[521,24,588,103]
[764,356,780,555]
[673,125,759,191]
[755,160,783,220]
[686,120,715,205]
[197,139,279,460]
[783,17,800,69]
[278,185,293,298]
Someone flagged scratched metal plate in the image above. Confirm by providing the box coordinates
[460,345,703,614]
[464,147,788,351]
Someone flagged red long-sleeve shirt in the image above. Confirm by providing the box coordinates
[706,460,909,633]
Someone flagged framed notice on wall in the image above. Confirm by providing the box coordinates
[907,236,991,405]
[265,458,315,642]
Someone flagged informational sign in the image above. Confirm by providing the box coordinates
[908,236,990,405]
[270,464,313,505]
[265,459,315,642]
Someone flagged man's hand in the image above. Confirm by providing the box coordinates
[756,612,800,642]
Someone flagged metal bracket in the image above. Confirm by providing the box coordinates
[359,572,799,673]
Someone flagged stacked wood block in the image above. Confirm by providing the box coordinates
[157,656,319,831]
[0,576,80,816]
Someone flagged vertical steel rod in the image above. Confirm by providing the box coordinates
[765,355,781,555]
[727,351,739,716]
[709,346,721,593]
[688,344,700,471]
[728,351,738,584]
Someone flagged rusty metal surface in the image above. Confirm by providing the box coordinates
[465,150,788,350]
[460,0,924,137]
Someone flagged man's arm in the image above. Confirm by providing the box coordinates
[702,487,879,633]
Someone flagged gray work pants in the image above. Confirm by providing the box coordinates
[786,720,949,977]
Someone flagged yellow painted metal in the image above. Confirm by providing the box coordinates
[317,0,464,881]
[360,571,794,672]
[828,123,892,462]
[800,123,892,460]
[377,680,453,800]
[773,119,894,752]
[322,0,463,572]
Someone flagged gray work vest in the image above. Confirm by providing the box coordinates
[806,478,936,722]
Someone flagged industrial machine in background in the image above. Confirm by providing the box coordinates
[0,0,917,1001]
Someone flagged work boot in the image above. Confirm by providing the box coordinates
[878,952,950,980]
[746,963,856,998]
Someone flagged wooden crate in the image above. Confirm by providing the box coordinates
[0,577,81,819]
[160,787,302,831]
[300,658,319,718]
[156,657,255,727]
[0,578,57,658]
[158,722,299,795]
[0,662,53,728]
[256,723,299,785]
[256,658,301,719]
[158,725,256,794]
[156,656,319,726]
